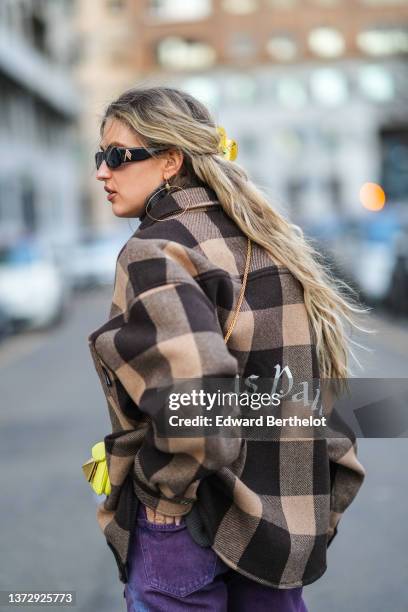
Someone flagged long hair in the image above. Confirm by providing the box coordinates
[100,86,373,380]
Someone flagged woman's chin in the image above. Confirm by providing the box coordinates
[111,200,142,218]
[111,205,127,218]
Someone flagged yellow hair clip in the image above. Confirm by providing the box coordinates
[216,126,238,161]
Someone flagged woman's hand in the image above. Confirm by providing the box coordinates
[145,505,182,525]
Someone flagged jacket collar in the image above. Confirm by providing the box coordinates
[138,181,221,230]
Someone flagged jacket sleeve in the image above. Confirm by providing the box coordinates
[96,238,242,516]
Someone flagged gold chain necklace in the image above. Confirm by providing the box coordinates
[224,237,252,344]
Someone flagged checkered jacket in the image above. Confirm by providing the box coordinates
[87,183,366,587]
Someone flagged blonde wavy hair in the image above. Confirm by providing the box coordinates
[100,86,373,381]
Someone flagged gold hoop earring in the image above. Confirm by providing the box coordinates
[145,181,190,222]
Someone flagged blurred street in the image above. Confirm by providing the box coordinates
[1,1,408,609]
[0,288,407,612]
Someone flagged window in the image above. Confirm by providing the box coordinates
[106,0,126,11]
[222,0,259,13]
[318,127,340,152]
[181,77,220,109]
[359,65,395,102]
[223,74,258,103]
[149,0,212,22]
[265,0,297,8]
[286,177,308,217]
[31,12,47,54]
[308,27,345,57]
[357,27,408,56]
[276,77,308,108]
[275,128,306,158]
[156,37,216,70]
[360,0,408,5]
[380,127,408,201]
[310,0,340,5]
[326,176,342,212]
[310,68,348,106]
[21,176,37,232]
[266,34,298,61]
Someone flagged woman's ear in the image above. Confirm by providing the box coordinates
[164,148,184,177]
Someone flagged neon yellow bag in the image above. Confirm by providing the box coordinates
[81,441,111,496]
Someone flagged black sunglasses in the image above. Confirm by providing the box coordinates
[95,146,168,170]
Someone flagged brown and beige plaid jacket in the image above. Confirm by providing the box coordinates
[87,182,366,588]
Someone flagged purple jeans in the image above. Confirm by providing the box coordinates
[123,504,308,611]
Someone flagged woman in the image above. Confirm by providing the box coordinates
[87,86,367,611]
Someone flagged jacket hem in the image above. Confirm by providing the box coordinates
[211,546,328,589]
[133,481,194,516]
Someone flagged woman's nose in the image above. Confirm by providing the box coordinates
[96,161,112,180]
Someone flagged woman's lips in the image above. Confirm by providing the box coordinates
[104,186,117,202]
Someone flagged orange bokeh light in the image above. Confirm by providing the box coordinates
[359,182,386,211]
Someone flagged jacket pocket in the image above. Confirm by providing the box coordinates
[137,515,220,597]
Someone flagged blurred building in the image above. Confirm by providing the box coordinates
[76,0,408,228]
[0,0,81,245]
[74,0,137,230]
